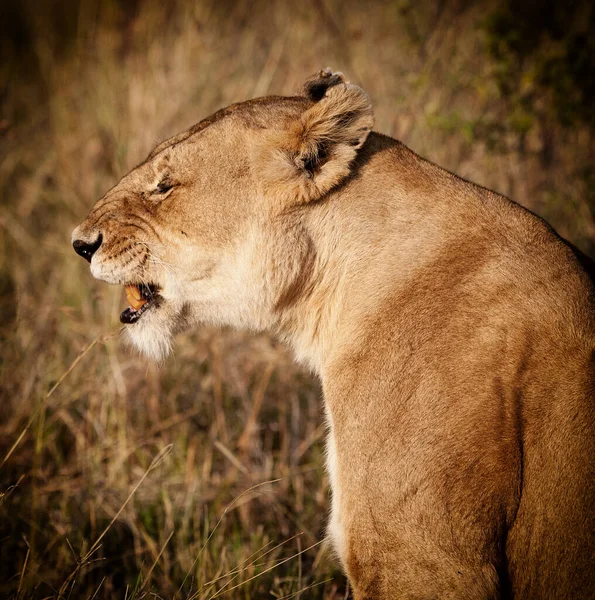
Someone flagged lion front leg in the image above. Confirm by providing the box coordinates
[330,506,503,600]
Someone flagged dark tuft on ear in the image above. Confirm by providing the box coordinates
[252,69,374,204]
[303,68,346,102]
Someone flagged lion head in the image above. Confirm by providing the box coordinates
[72,69,374,361]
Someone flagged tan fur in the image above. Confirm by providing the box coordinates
[73,69,595,599]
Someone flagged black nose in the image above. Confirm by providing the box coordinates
[73,234,103,262]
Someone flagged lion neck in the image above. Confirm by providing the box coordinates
[267,189,396,374]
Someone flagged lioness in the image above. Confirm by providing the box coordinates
[72,69,594,599]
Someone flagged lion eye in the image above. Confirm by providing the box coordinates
[155,181,173,194]
[147,175,176,201]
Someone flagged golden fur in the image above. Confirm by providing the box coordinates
[73,69,595,599]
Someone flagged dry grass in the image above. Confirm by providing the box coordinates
[1,1,593,598]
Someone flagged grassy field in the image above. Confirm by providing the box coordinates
[1,1,593,598]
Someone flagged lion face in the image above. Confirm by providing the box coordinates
[72,70,374,360]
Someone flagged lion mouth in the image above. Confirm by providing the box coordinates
[120,283,161,324]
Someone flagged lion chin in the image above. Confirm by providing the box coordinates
[124,300,191,362]
[125,312,174,362]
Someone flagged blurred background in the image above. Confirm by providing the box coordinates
[1,0,593,598]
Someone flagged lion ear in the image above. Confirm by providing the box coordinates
[255,69,374,204]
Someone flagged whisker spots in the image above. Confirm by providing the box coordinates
[132,214,163,242]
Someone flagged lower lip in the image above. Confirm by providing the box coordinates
[120,300,154,324]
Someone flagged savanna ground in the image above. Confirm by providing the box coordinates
[1,0,593,598]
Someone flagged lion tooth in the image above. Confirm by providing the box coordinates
[131,297,146,310]
[125,286,146,310]
[125,284,141,300]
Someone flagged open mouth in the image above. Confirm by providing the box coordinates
[120,283,160,324]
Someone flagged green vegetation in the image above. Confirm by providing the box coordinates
[1,1,593,598]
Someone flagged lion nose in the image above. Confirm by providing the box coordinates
[73,234,103,262]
